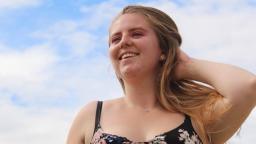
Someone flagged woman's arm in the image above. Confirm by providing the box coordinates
[66,101,97,144]
[175,50,256,143]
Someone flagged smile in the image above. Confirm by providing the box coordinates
[119,52,139,60]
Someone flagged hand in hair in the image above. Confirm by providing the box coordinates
[173,49,191,80]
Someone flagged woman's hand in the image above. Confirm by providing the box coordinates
[173,49,191,80]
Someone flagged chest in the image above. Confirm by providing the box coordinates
[100,108,185,142]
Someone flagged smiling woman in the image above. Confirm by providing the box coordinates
[109,13,162,81]
[66,5,256,144]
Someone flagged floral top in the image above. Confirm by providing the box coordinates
[90,101,202,144]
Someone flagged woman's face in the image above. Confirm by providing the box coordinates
[109,13,162,80]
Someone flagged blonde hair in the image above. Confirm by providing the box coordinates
[110,5,229,144]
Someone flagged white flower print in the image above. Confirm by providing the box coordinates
[152,135,167,144]
[178,129,202,144]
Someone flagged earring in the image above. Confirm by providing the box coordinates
[160,54,166,61]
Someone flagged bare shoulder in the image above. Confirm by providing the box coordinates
[103,97,123,107]
[66,101,98,144]
[100,97,124,114]
[81,101,99,117]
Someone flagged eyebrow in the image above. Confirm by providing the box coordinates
[110,27,147,38]
[108,27,148,46]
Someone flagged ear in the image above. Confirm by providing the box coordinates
[160,54,166,61]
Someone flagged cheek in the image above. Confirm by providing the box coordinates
[108,47,119,70]
[108,47,116,61]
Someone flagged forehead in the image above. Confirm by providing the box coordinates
[109,13,152,36]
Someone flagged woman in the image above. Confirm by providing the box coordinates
[67,5,256,144]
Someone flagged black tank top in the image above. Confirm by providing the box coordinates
[90,101,202,144]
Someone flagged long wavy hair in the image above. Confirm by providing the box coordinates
[110,5,229,144]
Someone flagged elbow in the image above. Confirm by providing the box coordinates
[249,76,256,106]
[251,77,256,89]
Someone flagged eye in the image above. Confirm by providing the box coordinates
[111,36,121,44]
[132,31,143,38]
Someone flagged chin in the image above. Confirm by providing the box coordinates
[120,68,140,79]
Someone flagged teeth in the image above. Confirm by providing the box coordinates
[121,53,138,59]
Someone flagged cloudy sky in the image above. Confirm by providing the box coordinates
[0,0,255,143]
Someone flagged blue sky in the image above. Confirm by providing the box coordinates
[0,0,256,144]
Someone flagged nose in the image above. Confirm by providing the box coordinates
[120,34,132,48]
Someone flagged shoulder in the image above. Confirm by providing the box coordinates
[75,100,99,126]
[100,97,124,114]
[81,101,99,116]
[66,101,98,144]
[103,97,122,107]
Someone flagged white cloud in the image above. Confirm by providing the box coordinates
[0,97,72,144]
[80,0,124,30]
[0,45,55,83]
[32,20,97,58]
[0,43,59,101]
[0,0,41,9]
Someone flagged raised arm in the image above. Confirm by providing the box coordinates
[175,50,256,143]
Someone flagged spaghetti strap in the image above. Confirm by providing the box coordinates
[184,114,190,122]
[93,101,103,134]
[183,114,192,126]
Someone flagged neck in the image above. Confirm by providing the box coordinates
[122,75,159,109]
